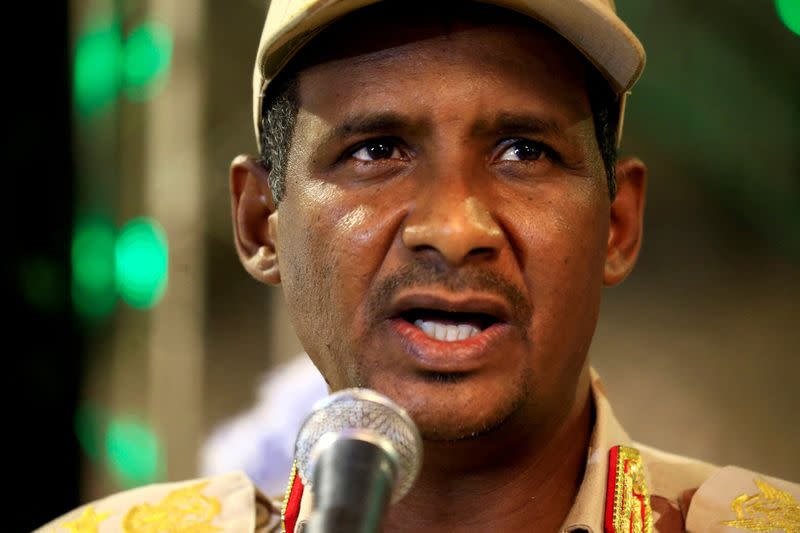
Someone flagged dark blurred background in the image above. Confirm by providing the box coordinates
[5,2,81,532]
[7,0,798,530]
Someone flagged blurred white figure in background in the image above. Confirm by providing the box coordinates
[199,353,328,496]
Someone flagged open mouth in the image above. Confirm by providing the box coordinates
[398,309,501,342]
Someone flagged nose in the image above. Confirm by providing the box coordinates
[402,174,504,266]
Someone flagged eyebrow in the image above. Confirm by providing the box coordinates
[322,112,424,145]
[471,112,566,140]
[320,110,567,146]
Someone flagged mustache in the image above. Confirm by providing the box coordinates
[366,258,532,326]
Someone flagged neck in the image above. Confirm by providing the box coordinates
[383,374,594,533]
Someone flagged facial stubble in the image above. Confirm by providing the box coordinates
[362,258,535,441]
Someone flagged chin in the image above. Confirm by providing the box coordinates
[371,371,530,442]
[416,411,515,442]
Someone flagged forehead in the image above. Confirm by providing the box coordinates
[290,3,590,99]
[285,5,593,132]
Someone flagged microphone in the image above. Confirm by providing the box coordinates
[294,388,423,533]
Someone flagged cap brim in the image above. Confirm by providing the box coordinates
[252,0,645,148]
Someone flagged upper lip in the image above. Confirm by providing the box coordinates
[389,290,512,324]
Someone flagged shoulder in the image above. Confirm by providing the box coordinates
[35,471,281,533]
[636,443,800,533]
[683,465,799,533]
[637,442,719,501]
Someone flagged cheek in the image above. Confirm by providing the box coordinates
[513,184,609,347]
[548,200,609,288]
[277,183,389,334]
[512,180,608,271]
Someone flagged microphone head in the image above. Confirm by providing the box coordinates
[294,388,423,503]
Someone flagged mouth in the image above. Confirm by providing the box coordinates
[398,308,500,342]
[385,292,513,372]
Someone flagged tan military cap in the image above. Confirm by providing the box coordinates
[252,0,646,148]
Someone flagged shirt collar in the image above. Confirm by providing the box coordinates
[560,367,637,533]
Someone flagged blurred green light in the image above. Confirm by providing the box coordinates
[115,218,168,309]
[123,22,173,101]
[776,0,800,36]
[20,257,63,311]
[72,215,116,318]
[105,418,163,488]
[75,403,105,462]
[73,20,122,116]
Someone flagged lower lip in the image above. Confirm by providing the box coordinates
[388,318,511,372]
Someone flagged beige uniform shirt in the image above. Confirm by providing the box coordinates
[37,369,799,533]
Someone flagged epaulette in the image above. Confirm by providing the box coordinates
[684,465,799,532]
[35,471,277,532]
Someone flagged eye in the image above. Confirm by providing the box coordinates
[351,139,403,161]
[498,139,546,162]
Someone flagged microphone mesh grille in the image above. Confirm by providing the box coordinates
[294,388,423,503]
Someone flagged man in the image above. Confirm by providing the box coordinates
[38,1,799,532]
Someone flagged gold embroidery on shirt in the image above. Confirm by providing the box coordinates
[281,462,298,533]
[721,478,800,533]
[122,481,222,533]
[611,446,653,533]
[61,506,111,533]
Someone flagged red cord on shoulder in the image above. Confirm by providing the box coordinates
[605,445,621,533]
[284,474,304,533]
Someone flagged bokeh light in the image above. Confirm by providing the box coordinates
[115,217,169,309]
[105,417,164,488]
[72,214,116,318]
[123,22,173,100]
[73,19,123,116]
[75,403,105,462]
[20,257,63,312]
[776,0,800,36]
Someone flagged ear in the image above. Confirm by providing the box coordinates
[230,154,281,285]
[604,157,647,286]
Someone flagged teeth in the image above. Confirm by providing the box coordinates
[417,320,435,337]
[445,325,459,341]
[413,320,481,341]
[457,324,473,340]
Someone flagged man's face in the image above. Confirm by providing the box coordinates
[263,17,615,440]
